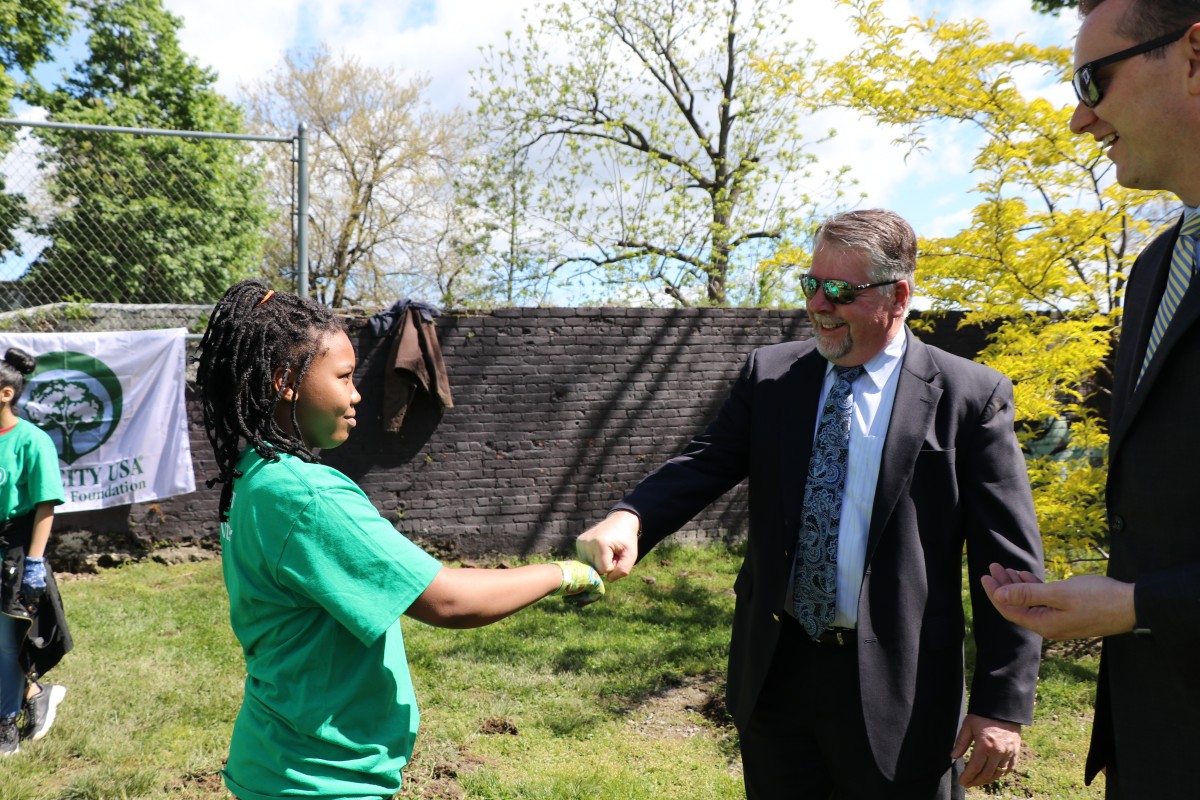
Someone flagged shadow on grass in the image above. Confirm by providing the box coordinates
[551,646,595,674]
[1039,652,1100,685]
[587,566,738,724]
[433,546,736,671]
[407,544,744,748]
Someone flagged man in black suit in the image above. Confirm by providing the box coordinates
[983,2,1200,797]
[578,209,1044,799]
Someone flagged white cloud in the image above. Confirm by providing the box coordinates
[324,0,538,111]
[161,0,1081,115]
[163,0,540,107]
[164,0,301,94]
[155,0,1084,237]
[802,107,914,207]
[926,206,976,238]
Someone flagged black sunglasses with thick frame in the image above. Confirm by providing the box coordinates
[1072,25,1194,108]
[800,274,899,305]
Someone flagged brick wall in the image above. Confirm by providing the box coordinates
[55,307,989,560]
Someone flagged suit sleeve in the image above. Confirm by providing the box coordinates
[961,374,1045,725]
[614,350,758,555]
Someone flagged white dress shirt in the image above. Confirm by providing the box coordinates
[789,330,907,629]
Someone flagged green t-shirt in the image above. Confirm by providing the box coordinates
[220,449,442,800]
[0,418,65,520]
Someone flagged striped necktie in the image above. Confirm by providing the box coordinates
[1138,212,1200,385]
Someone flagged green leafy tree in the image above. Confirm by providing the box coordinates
[19,0,267,304]
[472,0,848,307]
[0,0,71,260]
[452,147,561,307]
[762,0,1174,574]
[0,0,71,94]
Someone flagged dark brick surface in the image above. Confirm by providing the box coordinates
[53,308,989,559]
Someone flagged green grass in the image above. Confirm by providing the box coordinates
[0,544,1105,799]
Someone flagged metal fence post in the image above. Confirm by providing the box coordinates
[296,123,310,299]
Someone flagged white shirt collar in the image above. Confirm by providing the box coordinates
[824,327,907,389]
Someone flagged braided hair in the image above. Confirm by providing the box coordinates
[196,279,344,520]
[0,347,37,399]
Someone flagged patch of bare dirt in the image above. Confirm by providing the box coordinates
[165,767,229,799]
[151,545,219,566]
[1044,636,1102,660]
[478,716,519,735]
[398,744,495,800]
[625,673,741,775]
[629,680,710,739]
[973,742,1039,797]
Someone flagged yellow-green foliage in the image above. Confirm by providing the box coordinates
[760,0,1177,574]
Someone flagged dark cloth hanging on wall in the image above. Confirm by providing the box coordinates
[367,300,453,433]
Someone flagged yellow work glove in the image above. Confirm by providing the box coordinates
[552,560,606,607]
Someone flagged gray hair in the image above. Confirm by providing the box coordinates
[813,209,917,307]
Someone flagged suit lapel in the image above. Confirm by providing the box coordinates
[1111,221,1182,456]
[865,329,942,564]
[780,348,828,540]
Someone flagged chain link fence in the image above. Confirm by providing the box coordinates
[0,119,306,317]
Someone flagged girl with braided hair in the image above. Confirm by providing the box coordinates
[0,347,68,755]
[197,279,604,800]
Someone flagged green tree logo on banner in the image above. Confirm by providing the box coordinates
[18,351,123,465]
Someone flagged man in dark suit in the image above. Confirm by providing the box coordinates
[578,208,1044,799]
[983,1,1200,797]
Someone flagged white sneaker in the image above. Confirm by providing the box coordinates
[21,684,66,741]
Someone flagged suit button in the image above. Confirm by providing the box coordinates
[1110,515,1125,534]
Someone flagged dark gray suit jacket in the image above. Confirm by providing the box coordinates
[616,328,1043,782]
[1086,218,1200,796]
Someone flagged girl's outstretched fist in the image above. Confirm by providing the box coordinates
[552,560,606,606]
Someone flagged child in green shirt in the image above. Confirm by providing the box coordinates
[197,280,604,800]
[0,347,68,756]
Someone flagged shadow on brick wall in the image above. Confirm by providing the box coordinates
[322,320,446,479]
[47,308,1014,565]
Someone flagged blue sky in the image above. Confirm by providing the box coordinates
[14,1,1088,259]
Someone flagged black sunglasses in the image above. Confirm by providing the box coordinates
[1072,25,1193,108]
[800,274,899,305]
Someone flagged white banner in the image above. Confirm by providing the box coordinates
[2,329,195,512]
